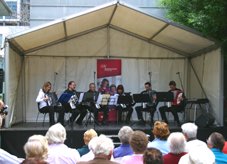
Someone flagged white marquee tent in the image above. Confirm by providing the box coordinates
[5,1,223,127]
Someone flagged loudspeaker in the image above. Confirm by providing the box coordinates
[195,113,215,128]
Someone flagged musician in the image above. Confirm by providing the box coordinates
[36,82,55,126]
[159,81,185,126]
[60,81,87,126]
[116,85,133,123]
[98,78,110,94]
[109,84,117,96]
[135,82,157,124]
[85,83,109,125]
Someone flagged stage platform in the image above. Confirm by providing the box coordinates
[0,121,226,158]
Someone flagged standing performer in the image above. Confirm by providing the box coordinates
[59,81,87,126]
[116,85,133,123]
[36,82,62,126]
[159,81,185,126]
[135,82,157,125]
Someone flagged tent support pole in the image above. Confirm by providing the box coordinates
[107,26,110,58]
[188,58,208,98]
[4,43,10,128]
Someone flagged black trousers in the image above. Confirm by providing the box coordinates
[88,105,108,123]
[117,105,133,122]
[39,106,55,126]
[135,105,156,122]
[63,103,87,124]
[54,106,65,125]
[39,106,65,126]
[159,105,184,124]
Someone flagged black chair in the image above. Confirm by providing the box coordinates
[36,103,48,127]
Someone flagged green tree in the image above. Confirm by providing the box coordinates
[160,0,227,42]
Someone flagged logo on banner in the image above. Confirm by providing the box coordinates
[97,59,121,78]
[97,59,122,88]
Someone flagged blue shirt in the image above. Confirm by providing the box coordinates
[147,138,169,155]
[113,144,133,158]
[211,148,227,164]
[77,145,89,156]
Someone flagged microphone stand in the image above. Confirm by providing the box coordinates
[148,72,152,84]
[177,72,185,92]
[94,72,96,84]
[53,72,58,92]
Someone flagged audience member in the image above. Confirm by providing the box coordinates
[45,123,80,164]
[179,144,215,164]
[143,148,163,164]
[113,126,134,158]
[163,132,187,164]
[77,129,98,156]
[121,130,149,164]
[181,123,206,152]
[0,148,23,164]
[147,121,170,155]
[207,132,227,164]
[79,136,98,161]
[223,141,227,154]
[21,158,48,164]
[77,134,119,164]
[23,135,48,160]
[0,100,8,128]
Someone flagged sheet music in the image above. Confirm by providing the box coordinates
[96,93,102,105]
[78,92,84,103]
[96,94,110,105]
[108,94,119,105]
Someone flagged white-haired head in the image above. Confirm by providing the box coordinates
[118,126,133,144]
[24,135,48,159]
[181,123,198,140]
[91,134,114,157]
[88,136,99,151]
[168,132,186,154]
[179,145,215,164]
[45,123,66,144]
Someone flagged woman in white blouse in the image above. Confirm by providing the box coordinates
[36,81,55,126]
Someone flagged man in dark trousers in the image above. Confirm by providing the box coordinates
[59,81,87,126]
[135,82,157,125]
[159,81,185,126]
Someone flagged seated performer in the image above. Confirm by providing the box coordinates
[135,82,157,124]
[36,81,64,126]
[109,84,117,96]
[98,78,110,94]
[59,81,87,126]
[159,81,185,126]
[116,85,133,123]
[84,83,109,125]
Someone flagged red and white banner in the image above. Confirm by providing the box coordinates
[97,59,122,88]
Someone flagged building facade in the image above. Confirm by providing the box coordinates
[30,0,165,27]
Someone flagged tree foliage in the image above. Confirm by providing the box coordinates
[160,0,227,42]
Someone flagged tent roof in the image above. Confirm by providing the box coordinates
[7,1,219,57]
[0,0,12,16]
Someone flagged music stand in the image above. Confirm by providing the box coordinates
[133,94,151,103]
[156,92,173,102]
[117,95,133,105]
[82,92,98,128]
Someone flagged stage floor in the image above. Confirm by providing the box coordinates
[0,121,226,158]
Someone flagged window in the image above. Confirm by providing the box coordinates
[5,1,17,19]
